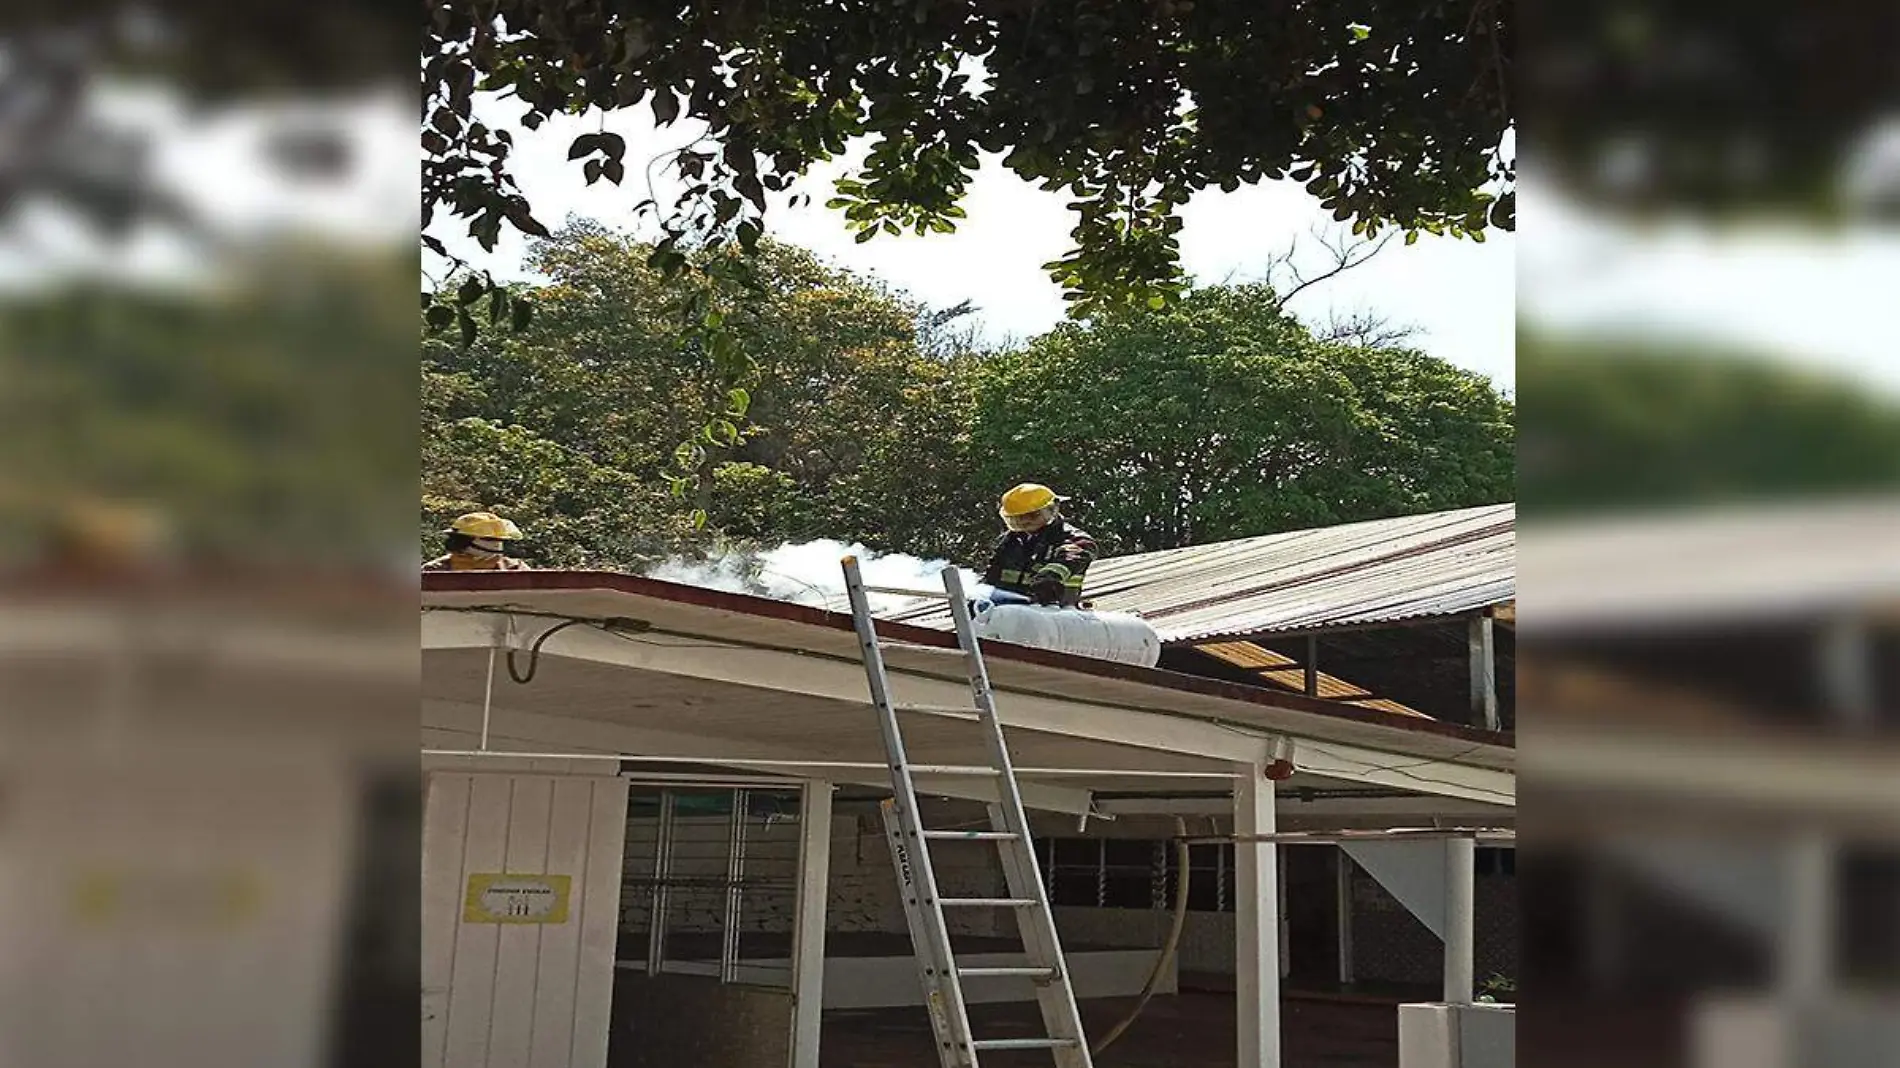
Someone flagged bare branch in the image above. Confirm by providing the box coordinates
[1262,223,1397,305]
[1320,307,1420,348]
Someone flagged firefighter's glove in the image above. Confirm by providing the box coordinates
[1027,575,1064,606]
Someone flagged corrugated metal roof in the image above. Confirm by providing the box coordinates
[1520,497,1900,632]
[889,503,1515,644]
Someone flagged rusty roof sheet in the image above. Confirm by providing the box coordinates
[889,503,1515,643]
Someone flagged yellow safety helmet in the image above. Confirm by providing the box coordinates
[446,511,523,540]
[998,483,1067,518]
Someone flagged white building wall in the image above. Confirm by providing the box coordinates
[422,772,629,1068]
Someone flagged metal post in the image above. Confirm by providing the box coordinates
[1336,849,1355,987]
[646,790,678,976]
[479,645,497,751]
[1304,636,1319,698]
[1279,850,1290,979]
[1781,833,1834,998]
[722,789,751,984]
[1235,768,1282,1068]
[789,781,833,1068]
[1444,837,1476,1004]
[1818,618,1874,729]
[1468,615,1498,730]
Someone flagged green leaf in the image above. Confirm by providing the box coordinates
[690,508,709,530]
[854,227,876,244]
[653,91,680,126]
[727,387,751,416]
[425,304,454,330]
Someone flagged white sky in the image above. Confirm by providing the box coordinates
[1519,178,1900,395]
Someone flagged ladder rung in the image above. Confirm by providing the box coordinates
[972,1038,1079,1052]
[863,585,951,599]
[907,764,1002,777]
[875,641,968,657]
[922,830,1020,841]
[892,703,980,717]
[958,966,1057,980]
[939,897,1039,909]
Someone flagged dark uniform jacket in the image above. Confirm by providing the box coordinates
[981,518,1096,607]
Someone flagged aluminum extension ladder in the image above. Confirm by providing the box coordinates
[839,556,1093,1068]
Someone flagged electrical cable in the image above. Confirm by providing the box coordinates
[505,618,586,684]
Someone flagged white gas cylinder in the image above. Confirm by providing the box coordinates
[969,603,1163,668]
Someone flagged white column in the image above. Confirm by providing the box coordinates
[788,781,834,1068]
[1444,837,1476,1005]
[1780,833,1834,999]
[1235,768,1281,1068]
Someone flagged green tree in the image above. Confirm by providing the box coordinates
[423,0,1513,314]
[421,226,988,565]
[963,285,1514,553]
[1518,331,1900,516]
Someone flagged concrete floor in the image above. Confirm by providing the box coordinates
[820,992,1400,1068]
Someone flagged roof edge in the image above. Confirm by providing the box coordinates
[422,569,1515,750]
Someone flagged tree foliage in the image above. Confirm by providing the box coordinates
[3,247,416,565]
[422,228,1517,568]
[423,0,1514,315]
[422,227,981,562]
[964,285,1515,553]
[1518,332,1900,516]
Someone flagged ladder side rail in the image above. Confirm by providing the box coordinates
[882,800,980,1067]
[842,556,980,1066]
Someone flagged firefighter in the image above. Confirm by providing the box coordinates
[423,511,532,571]
[982,483,1095,607]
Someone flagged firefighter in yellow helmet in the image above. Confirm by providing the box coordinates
[982,484,1095,607]
[423,511,532,572]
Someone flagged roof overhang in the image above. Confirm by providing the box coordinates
[422,571,1515,818]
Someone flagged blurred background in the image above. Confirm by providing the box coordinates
[0,6,416,1068]
[1,2,1896,1067]
[1518,3,1899,1066]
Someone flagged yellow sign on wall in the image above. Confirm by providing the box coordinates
[464,873,572,924]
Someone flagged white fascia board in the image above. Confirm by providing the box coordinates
[423,610,1515,805]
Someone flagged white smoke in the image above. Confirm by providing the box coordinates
[645,538,979,615]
